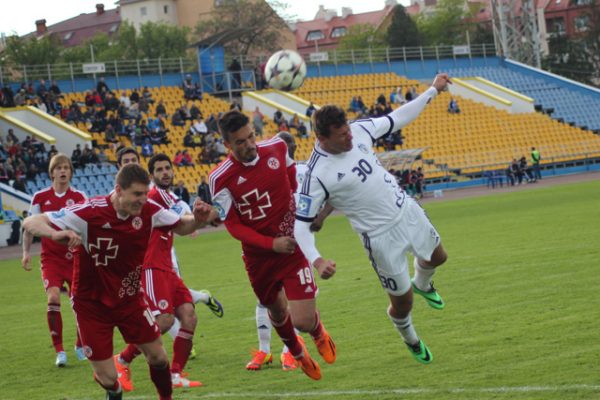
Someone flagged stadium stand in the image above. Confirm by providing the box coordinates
[447,66,600,132]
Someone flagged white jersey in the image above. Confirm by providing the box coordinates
[296,87,438,236]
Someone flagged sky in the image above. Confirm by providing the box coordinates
[0,0,408,37]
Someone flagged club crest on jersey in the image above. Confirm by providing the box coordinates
[132,216,143,230]
[267,157,280,170]
[66,199,75,206]
[83,346,93,358]
[65,251,73,260]
[297,195,312,217]
[158,299,169,310]
[358,144,369,154]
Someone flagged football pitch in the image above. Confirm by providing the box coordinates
[1,179,599,400]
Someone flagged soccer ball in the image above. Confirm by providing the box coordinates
[264,50,307,91]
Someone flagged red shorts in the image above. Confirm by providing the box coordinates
[244,250,317,306]
[72,296,160,361]
[41,261,73,292]
[142,268,193,316]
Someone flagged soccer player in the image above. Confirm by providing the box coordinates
[117,147,223,318]
[21,153,87,367]
[294,73,451,364]
[210,112,336,381]
[23,164,215,400]
[245,131,333,372]
[114,154,211,390]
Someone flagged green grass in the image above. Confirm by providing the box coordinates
[1,180,600,400]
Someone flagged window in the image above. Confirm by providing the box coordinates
[63,32,74,41]
[140,6,147,16]
[164,5,169,14]
[547,18,565,34]
[574,15,589,31]
[109,24,119,33]
[306,30,325,41]
[330,27,347,38]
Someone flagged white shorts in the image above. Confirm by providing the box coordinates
[360,198,441,296]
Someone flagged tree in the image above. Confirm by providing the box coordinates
[194,0,289,55]
[416,0,470,45]
[3,35,61,65]
[386,5,421,48]
[137,22,190,59]
[337,24,386,51]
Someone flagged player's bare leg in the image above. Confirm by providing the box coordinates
[90,357,122,400]
[137,338,173,400]
[267,290,321,380]
[412,243,448,310]
[289,298,336,364]
[171,303,202,388]
[387,289,432,364]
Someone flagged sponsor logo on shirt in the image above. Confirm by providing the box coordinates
[358,144,369,154]
[237,176,247,184]
[66,199,75,206]
[267,157,280,170]
[297,195,312,217]
[337,173,345,182]
[170,204,183,216]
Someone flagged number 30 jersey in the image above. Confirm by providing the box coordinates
[296,87,438,235]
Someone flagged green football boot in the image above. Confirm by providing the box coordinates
[412,280,445,310]
[406,339,433,364]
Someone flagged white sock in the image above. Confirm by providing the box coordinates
[387,309,419,346]
[413,258,435,291]
[189,289,209,304]
[168,318,181,340]
[256,304,272,353]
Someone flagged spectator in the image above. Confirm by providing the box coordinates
[531,147,542,180]
[104,124,118,144]
[448,98,460,114]
[97,148,109,163]
[174,150,193,167]
[230,101,242,112]
[141,139,154,158]
[36,79,48,99]
[297,120,308,138]
[183,132,194,148]
[519,156,534,183]
[96,77,110,96]
[173,181,191,205]
[49,80,61,96]
[142,86,154,104]
[171,111,185,127]
[357,96,366,113]
[506,163,515,186]
[273,109,284,125]
[183,74,194,99]
[193,84,203,101]
[129,88,140,104]
[189,102,202,120]
[0,164,9,184]
[155,100,167,117]
[252,107,264,137]
[229,58,242,89]
[13,175,27,192]
[190,118,208,136]
[305,102,316,131]
[71,144,82,168]
[377,93,386,106]
[349,96,359,113]
[197,177,211,204]
[119,91,131,109]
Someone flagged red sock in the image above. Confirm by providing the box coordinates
[309,311,324,340]
[47,303,64,352]
[171,328,194,374]
[120,344,141,364]
[149,363,172,400]
[269,312,302,357]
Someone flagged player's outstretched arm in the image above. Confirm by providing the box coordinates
[294,219,336,279]
[23,214,81,247]
[21,229,34,271]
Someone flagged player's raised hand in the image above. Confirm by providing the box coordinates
[273,236,297,254]
[432,73,452,93]
[313,257,336,280]
[21,252,32,271]
[52,230,81,248]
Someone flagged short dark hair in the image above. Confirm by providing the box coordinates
[218,110,249,142]
[147,153,172,174]
[116,164,150,190]
[116,147,139,167]
[313,105,347,138]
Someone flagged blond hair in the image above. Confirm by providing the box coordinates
[48,153,74,181]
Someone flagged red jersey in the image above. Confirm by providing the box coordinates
[47,195,180,308]
[209,137,298,258]
[143,187,186,272]
[29,186,86,268]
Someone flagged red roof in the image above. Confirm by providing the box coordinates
[26,7,121,47]
[295,6,394,52]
